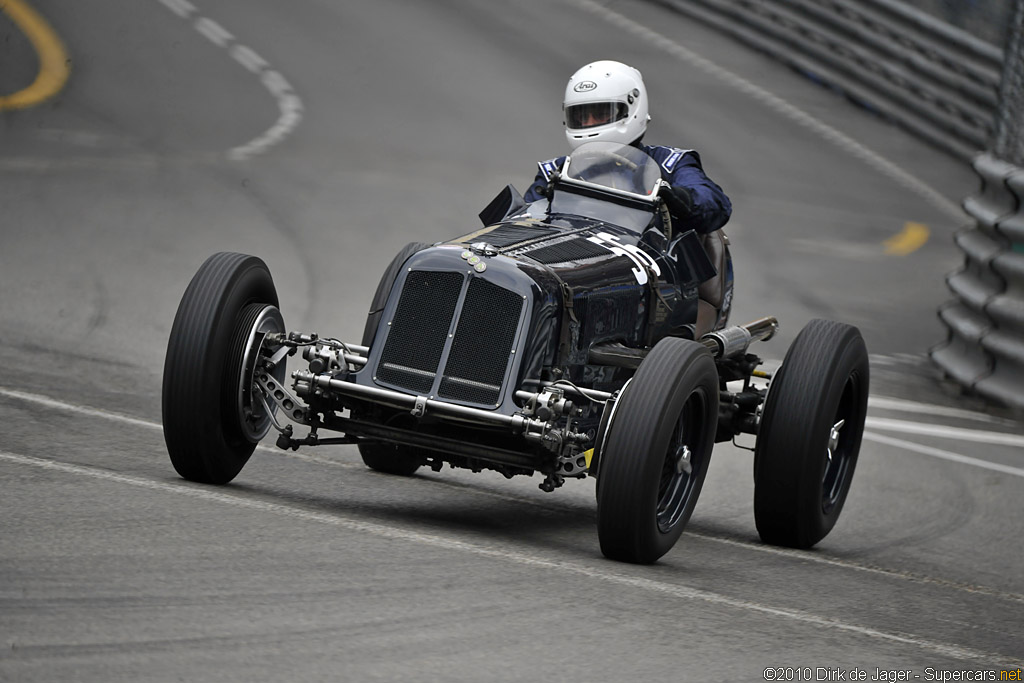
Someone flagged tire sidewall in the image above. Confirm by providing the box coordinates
[597,339,718,563]
[754,320,869,547]
[646,361,716,555]
[208,265,280,451]
[163,254,279,484]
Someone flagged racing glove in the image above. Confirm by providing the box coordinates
[660,185,694,219]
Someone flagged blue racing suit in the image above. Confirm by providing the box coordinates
[523,143,732,234]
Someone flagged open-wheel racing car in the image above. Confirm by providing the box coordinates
[162,142,869,564]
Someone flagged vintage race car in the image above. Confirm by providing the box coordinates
[162,142,869,564]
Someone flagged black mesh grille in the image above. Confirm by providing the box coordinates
[469,224,557,248]
[522,237,610,264]
[438,278,524,405]
[376,271,463,392]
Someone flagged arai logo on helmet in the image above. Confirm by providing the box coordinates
[573,81,598,93]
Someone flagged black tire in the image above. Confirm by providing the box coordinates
[361,242,431,347]
[162,252,281,485]
[754,319,869,548]
[358,242,431,476]
[596,338,719,564]
[358,441,425,476]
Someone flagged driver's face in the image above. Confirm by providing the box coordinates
[567,102,623,130]
[582,109,612,127]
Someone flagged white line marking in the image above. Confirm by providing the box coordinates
[864,431,1024,478]
[155,0,196,19]
[4,385,1019,602]
[693,531,1024,603]
[193,17,233,47]
[866,417,1024,448]
[0,386,334,466]
[229,71,303,161]
[3,385,1022,603]
[566,0,963,221]
[3,383,1021,479]
[153,0,303,161]
[0,387,163,431]
[868,396,1011,424]
[1,449,1017,667]
[229,44,269,75]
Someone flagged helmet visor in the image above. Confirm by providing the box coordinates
[565,102,629,130]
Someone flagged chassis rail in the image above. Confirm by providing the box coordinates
[293,370,555,434]
[255,318,779,482]
[322,416,543,471]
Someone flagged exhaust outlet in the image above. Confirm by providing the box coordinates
[700,317,778,359]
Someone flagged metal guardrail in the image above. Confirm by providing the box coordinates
[652,0,1024,408]
[895,0,1013,47]
[654,0,1002,160]
[932,153,1024,411]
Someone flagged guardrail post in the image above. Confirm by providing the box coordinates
[933,5,1024,411]
[648,0,1024,408]
[973,170,1024,408]
[931,154,1010,393]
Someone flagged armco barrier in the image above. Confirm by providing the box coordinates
[654,0,1002,160]
[651,0,1024,408]
[932,154,1024,411]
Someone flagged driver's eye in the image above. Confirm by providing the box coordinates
[569,103,626,129]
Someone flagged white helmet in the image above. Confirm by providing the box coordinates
[563,60,650,150]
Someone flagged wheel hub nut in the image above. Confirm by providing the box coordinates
[827,419,845,460]
[676,445,692,475]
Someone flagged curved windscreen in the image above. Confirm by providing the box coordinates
[547,142,662,231]
[563,142,661,196]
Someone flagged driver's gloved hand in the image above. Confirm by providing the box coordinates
[660,185,694,218]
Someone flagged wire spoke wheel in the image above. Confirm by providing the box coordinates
[231,303,286,443]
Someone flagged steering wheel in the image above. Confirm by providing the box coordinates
[606,151,639,172]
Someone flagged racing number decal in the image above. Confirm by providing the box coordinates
[587,232,661,285]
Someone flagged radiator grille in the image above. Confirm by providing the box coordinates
[376,270,463,393]
[438,278,524,405]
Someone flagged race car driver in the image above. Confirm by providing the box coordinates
[524,60,732,235]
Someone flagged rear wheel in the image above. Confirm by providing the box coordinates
[162,252,284,485]
[596,338,719,564]
[358,441,425,477]
[754,319,869,548]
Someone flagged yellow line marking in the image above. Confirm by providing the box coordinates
[0,0,70,110]
[883,221,930,255]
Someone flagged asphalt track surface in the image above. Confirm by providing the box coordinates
[1,0,1023,680]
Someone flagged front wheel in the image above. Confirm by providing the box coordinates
[162,252,284,485]
[596,338,719,564]
[753,319,869,548]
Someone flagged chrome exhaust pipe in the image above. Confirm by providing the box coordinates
[700,317,778,359]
